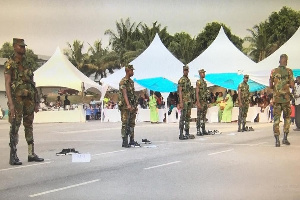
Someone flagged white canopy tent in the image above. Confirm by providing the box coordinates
[100,33,186,123]
[101,33,186,90]
[245,27,300,86]
[188,27,256,80]
[34,47,102,94]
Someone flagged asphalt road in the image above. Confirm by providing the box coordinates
[0,120,299,200]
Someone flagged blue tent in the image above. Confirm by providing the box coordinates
[293,69,300,77]
[205,73,266,92]
[134,77,178,92]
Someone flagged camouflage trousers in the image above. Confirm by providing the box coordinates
[273,102,291,136]
[120,108,137,138]
[179,102,192,130]
[197,102,208,129]
[238,104,249,127]
[8,95,35,156]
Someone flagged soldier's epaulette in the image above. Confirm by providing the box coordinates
[4,59,15,70]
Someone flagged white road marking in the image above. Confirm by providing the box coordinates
[249,142,268,146]
[144,161,181,170]
[0,162,52,172]
[92,150,126,156]
[208,149,234,156]
[29,179,100,197]
[53,124,160,134]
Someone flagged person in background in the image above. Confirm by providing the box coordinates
[64,95,71,109]
[269,54,294,147]
[290,100,295,125]
[232,91,238,105]
[178,65,193,140]
[196,69,208,136]
[294,76,300,130]
[0,105,3,119]
[216,92,224,122]
[222,90,233,123]
[149,91,159,123]
[56,96,62,108]
[118,64,140,148]
[238,75,250,132]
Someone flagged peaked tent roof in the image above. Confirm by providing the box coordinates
[34,47,101,94]
[188,27,256,76]
[245,27,300,86]
[101,33,185,90]
[187,27,265,91]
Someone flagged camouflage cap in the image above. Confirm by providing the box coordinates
[125,64,134,70]
[13,38,27,46]
[244,74,249,78]
[183,65,189,70]
[198,69,206,73]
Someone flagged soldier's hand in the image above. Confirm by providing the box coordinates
[127,104,133,111]
[10,106,16,118]
[197,102,201,109]
[34,104,39,113]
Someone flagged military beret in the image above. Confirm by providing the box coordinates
[13,38,27,46]
[244,74,249,78]
[125,64,135,70]
[198,69,206,73]
[183,65,189,70]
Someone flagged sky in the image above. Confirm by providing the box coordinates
[1,0,300,56]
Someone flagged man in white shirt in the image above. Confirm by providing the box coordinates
[294,76,300,130]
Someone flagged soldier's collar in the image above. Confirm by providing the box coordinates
[279,65,287,68]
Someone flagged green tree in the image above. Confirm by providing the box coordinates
[244,23,273,62]
[140,21,173,47]
[88,40,121,79]
[194,22,243,59]
[168,32,196,64]
[0,42,39,70]
[105,18,142,64]
[266,6,300,49]
[64,40,97,76]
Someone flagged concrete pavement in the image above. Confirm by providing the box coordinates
[0,121,299,199]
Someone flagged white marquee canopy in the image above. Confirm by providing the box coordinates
[34,47,102,94]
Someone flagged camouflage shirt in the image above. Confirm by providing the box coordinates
[118,77,137,108]
[196,78,208,102]
[4,56,36,98]
[178,75,192,103]
[270,65,294,103]
[238,81,250,104]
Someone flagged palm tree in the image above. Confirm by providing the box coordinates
[88,40,121,79]
[244,23,274,62]
[65,40,97,76]
[105,18,142,64]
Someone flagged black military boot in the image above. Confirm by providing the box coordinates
[185,129,190,137]
[242,123,247,132]
[179,128,187,140]
[282,133,290,145]
[238,123,242,132]
[202,124,208,135]
[9,147,22,165]
[27,142,44,162]
[274,135,280,147]
[122,137,130,148]
[196,127,202,136]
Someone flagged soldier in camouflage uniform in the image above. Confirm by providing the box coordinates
[178,65,194,140]
[269,54,294,147]
[196,69,208,136]
[118,64,140,148]
[238,75,250,132]
[4,38,44,165]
